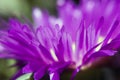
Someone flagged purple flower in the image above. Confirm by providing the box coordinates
[0,0,120,80]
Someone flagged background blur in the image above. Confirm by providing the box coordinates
[0,0,56,20]
[0,0,120,80]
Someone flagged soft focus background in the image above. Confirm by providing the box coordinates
[0,0,57,20]
[0,0,120,80]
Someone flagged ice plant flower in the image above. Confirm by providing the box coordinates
[0,0,120,80]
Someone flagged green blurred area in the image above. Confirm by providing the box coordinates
[0,59,16,80]
[0,0,56,20]
[0,0,29,16]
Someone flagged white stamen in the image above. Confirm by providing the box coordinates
[71,42,77,62]
[50,73,54,80]
[72,42,76,53]
[50,48,58,61]
[108,38,112,44]
[98,36,104,43]
[95,44,102,52]
[95,36,104,51]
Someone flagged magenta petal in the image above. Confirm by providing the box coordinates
[101,40,120,51]
[83,50,116,64]
[39,44,54,61]
[49,62,71,72]
[101,33,120,50]
[54,37,64,61]
[50,72,60,80]
[102,20,119,46]
[22,64,32,73]
[34,67,47,80]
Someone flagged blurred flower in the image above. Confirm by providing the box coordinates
[0,0,120,80]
